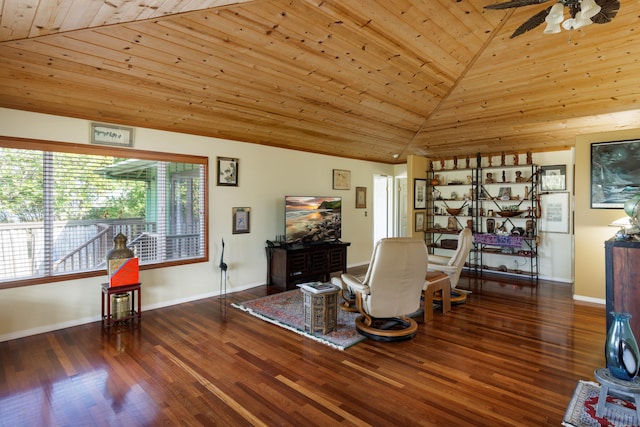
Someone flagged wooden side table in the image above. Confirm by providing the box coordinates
[101,282,142,327]
[301,286,339,334]
[594,367,640,420]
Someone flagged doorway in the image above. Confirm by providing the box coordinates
[373,175,394,243]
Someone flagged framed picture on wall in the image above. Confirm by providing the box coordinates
[539,192,570,233]
[591,139,640,208]
[355,187,366,208]
[232,207,250,234]
[414,211,425,232]
[91,122,134,147]
[217,157,238,186]
[540,165,567,191]
[333,169,351,190]
[414,179,427,209]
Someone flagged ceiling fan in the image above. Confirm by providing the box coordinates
[484,0,620,38]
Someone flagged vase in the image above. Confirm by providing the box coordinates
[106,232,134,262]
[605,311,640,380]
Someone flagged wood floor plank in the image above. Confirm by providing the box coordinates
[0,272,606,426]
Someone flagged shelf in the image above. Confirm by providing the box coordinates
[425,228,462,234]
[426,160,539,281]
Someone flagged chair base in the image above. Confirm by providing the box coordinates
[355,315,418,342]
[433,289,468,305]
[339,290,359,312]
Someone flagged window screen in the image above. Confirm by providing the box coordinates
[0,138,207,288]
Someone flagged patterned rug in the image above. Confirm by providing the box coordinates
[232,289,367,350]
[563,380,639,427]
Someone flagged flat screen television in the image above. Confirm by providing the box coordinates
[285,196,342,244]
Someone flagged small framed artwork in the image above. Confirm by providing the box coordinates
[232,207,250,234]
[498,187,512,200]
[333,169,351,190]
[414,178,427,209]
[91,122,134,147]
[414,211,425,232]
[541,165,567,192]
[539,192,570,233]
[217,157,238,186]
[486,218,496,234]
[355,187,367,208]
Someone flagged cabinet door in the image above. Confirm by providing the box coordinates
[288,252,308,277]
[308,251,327,275]
[328,247,346,270]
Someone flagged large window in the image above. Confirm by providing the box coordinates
[0,137,208,288]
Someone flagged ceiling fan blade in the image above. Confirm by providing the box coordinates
[591,0,620,24]
[510,8,550,38]
[485,0,552,10]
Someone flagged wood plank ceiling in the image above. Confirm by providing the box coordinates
[0,0,639,163]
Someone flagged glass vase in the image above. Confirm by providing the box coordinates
[606,311,640,381]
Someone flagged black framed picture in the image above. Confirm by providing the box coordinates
[232,207,250,234]
[217,157,238,186]
[414,179,427,209]
[591,139,640,208]
[540,165,567,192]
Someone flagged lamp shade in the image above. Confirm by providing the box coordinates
[546,2,565,24]
[579,0,602,20]
[544,2,565,33]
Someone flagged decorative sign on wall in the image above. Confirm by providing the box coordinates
[91,123,134,147]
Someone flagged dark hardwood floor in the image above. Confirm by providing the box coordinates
[0,271,605,426]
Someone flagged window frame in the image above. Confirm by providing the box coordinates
[0,136,209,290]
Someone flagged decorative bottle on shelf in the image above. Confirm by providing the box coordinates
[605,311,640,380]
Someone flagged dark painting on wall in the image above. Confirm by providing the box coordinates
[591,139,640,208]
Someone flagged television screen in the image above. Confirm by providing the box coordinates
[285,196,342,244]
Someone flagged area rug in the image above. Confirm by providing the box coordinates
[562,380,639,427]
[232,290,367,350]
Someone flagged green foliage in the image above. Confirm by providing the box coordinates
[0,148,146,223]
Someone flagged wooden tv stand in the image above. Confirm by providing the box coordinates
[266,241,350,291]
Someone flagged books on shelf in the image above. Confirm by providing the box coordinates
[298,281,337,294]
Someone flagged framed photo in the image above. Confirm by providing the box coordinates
[333,169,351,190]
[414,178,427,209]
[498,187,511,200]
[217,157,238,186]
[232,207,250,234]
[539,192,570,233]
[486,218,496,234]
[91,123,133,147]
[540,165,567,191]
[591,139,640,208]
[414,211,425,232]
[355,187,366,208]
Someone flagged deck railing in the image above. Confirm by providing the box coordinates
[0,219,200,282]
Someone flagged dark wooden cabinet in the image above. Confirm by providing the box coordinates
[605,238,640,336]
[266,242,350,291]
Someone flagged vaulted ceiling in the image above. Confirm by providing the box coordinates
[0,0,639,164]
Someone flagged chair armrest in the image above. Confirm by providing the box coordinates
[428,254,451,266]
[330,277,345,290]
[342,274,370,295]
[429,264,457,275]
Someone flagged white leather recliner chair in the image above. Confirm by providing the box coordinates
[341,238,429,341]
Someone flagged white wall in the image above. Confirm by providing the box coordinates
[535,150,574,283]
[0,108,394,340]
